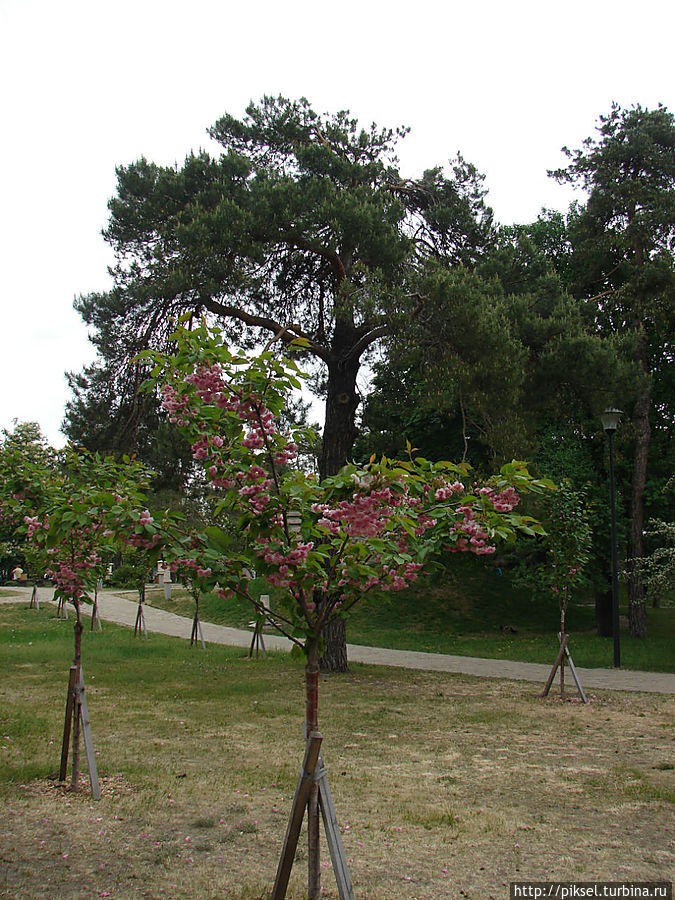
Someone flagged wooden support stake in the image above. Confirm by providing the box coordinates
[316,761,355,900]
[271,732,322,900]
[91,600,102,632]
[59,667,101,799]
[75,671,101,800]
[541,633,569,698]
[558,633,588,704]
[134,602,148,638]
[190,613,206,649]
[29,584,40,610]
[248,619,267,658]
[59,666,78,781]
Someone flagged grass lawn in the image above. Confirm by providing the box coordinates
[144,557,675,673]
[1,604,673,899]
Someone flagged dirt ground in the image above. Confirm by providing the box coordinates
[1,663,673,900]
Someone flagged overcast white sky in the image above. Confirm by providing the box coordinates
[1,0,674,446]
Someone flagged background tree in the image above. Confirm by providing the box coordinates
[71,95,495,669]
[549,102,675,637]
[359,223,625,465]
[0,422,56,583]
[64,360,195,494]
[635,477,675,606]
[72,95,493,480]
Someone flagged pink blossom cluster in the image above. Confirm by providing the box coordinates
[24,515,45,538]
[125,533,163,551]
[169,557,212,578]
[184,363,227,403]
[478,485,520,513]
[161,384,191,427]
[381,561,424,591]
[192,431,279,512]
[448,505,496,555]
[46,550,101,599]
[434,481,465,501]
[325,555,426,601]
[312,488,405,538]
[161,364,300,484]
[251,536,316,590]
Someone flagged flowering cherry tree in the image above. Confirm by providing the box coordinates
[146,321,551,897]
[21,450,164,792]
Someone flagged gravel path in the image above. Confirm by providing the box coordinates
[5,585,674,694]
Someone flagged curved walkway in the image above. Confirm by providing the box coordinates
[5,586,675,694]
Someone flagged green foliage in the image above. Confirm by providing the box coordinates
[144,321,552,658]
[360,233,623,466]
[637,479,675,606]
[64,361,196,494]
[550,103,675,625]
[0,422,57,582]
[71,94,495,480]
[514,480,592,634]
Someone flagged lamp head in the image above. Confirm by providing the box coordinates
[600,408,623,433]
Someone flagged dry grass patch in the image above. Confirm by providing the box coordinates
[0,606,673,899]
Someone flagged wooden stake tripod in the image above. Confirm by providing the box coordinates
[248,594,271,658]
[29,584,40,610]
[90,585,103,632]
[271,732,354,900]
[190,609,206,649]
[248,616,267,658]
[541,632,588,703]
[59,664,101,800]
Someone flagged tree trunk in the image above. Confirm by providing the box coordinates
[320,618,348,673]
[627,366,651,638]
[305,638,321,900]
[559,603,566,697]
[319,352,360,481]
[595,584,613,636]
[71,598,83,792]
[318,328,361,673]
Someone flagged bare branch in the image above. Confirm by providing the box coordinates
[201,297,333,365]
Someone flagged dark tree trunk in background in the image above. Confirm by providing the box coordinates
[318,325,362,673]
[595,586,613,637]
[319,339,361,482]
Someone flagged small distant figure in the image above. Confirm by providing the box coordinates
[12,566,27,582]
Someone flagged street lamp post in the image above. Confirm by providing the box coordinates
[600,408,622,668]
